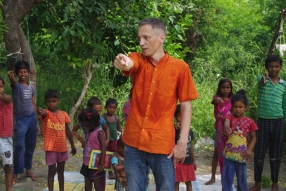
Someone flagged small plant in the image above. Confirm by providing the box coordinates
[261,174,271,188]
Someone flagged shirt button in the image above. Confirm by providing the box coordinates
[152,81,155,83]
[150,93,152,95]
[148,105,150,107]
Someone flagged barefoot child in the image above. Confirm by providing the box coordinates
[72,97,110,190]
[111,136,127,191]
[205,78,233,185]
[0,77,13,191]
[37,90,77,191]
[250,55,286,191]
[75,108,106,191]
[103,98,122,179]
[7,61,39,184]
[222,90,257,191]
[174,104,196,191]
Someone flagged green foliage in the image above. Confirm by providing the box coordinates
[261,174,272,188]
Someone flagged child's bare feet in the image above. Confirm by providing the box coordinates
[205,177,215,185]
[271,183,279,191]
[249,182,261,191]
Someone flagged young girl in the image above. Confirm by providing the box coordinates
[103,98,122,179]
[174,104,196,191]
[76,108,106,191]
[205,78,233,185]
[0,77,13,191]
[222,90,257,191]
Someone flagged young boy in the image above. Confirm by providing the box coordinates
[37,90,77,191]
[103,98,122,179]
[111,136,127,191]
[72,96,110,190]
[0,77,13,191]
[7,61,39,185]
[250,55,286,191]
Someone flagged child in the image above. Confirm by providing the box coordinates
[250,55,286,191]
[7,61,39,184]
[72,97,109,190]
[174,104,196,191]
[222,90,257,191]
[75,108,106,191]
[72,97,110,146]
[0,77,13,191]
[111,136,127,191]
[205,78,233,185]
[103,98,122,179]
[37,90,77,191]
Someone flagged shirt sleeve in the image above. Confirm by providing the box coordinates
[111,157,119,165]
[249,119,258,132]
[122,52,140,76]
[100,116,106,126]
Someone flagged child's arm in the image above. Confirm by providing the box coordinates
[32,95,40,134]
[73,132,85,148]
[7,71,17,86]
[212,96,223,104]
[102,124,110,147]
[261,73,268,85]
[112,158,125,171]
[191,141,197,171]
[223,118,232,136]
[98,130,106,172]
[0,93,12,104]
[72,124,80,133]
[117,116,122,133]
[244,131,256,158]
[65,123,77,156]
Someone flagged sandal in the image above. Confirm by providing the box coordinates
[12,178,16,186]
[25,173,38,181]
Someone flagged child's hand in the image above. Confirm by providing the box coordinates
[262,73,268,84]
[98,164,104,172]
[70,146,77,156]
[224,126,232,136]
[7,70,14,78]
[213,97,223,104]
[72,132,80,139]
[193,161,197,171]
[243,148,253,158]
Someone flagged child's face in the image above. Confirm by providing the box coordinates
[220,82,231,98]
[92,104,103,115]
[118,146,124,157]
[106,104,117,115]
[266,61,282,78]
[0,80,4,94]
[45,97,60,112]
[17,69,29,83]
[232,100,247,118]
[175,113,182,124]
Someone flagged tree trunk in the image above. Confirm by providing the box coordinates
[268,9,286,56]
[69,61,94,128]
[1,0,43,87]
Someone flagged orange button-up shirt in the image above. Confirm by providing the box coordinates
[122,52,199,154]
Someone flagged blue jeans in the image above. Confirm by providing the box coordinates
[124,144,174,191]
[222,158,248,191]
[13,113,38,174]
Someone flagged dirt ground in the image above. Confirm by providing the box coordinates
[1,136,286,191]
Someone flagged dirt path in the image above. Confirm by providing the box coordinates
[1,136,286,191]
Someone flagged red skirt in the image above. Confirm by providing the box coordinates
[175,163,196,182]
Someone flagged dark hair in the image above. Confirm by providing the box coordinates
[231,89,248,106]
[78,108,100,129]
[105,98,118,107]
[117,136,124,148]
[0,77,5,85]
[265,54,282,68]
[87,97,102,108]
[45,90,59,99]
[214,78,233,99]
[15,61,30,74]
[174,104,181,117]
[139,18,166,35]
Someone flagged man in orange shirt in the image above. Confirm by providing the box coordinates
[114,18,199,191]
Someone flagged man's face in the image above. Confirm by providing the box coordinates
[138,24,165,57]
